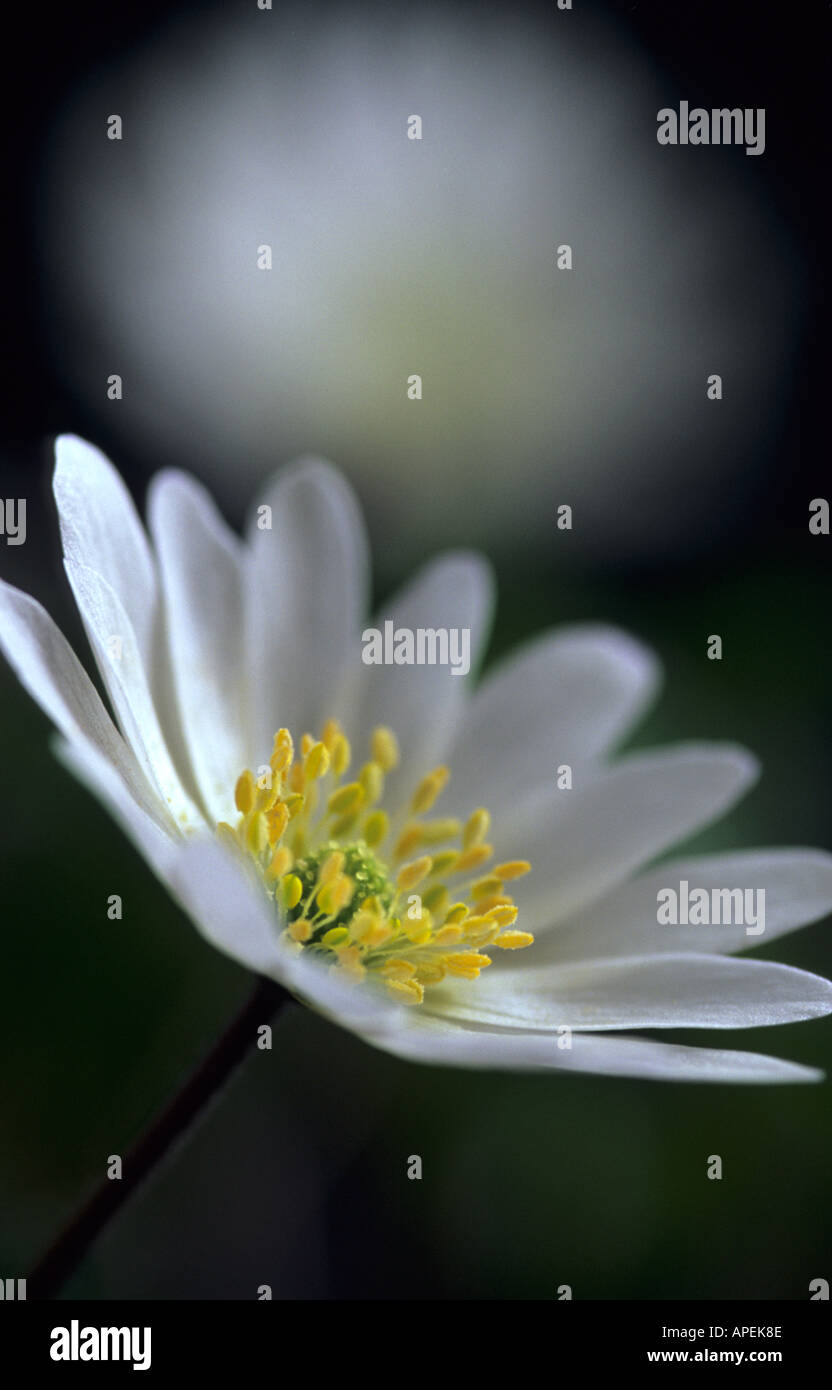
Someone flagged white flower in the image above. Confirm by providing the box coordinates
[2,436,832,1083]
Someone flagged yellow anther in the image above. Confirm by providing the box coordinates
[443,902,469,925]
[216,821,239,852]
[471,875,503,900]
[434,924,463,947]
[415,962,446,985]
[333,944,366,980]
[420,818,462,844]
[474,894,513,914]
[300,732,315,757]
[421,883,449,916]
[465,923,499,948]
[404,915,432,945]
[394,824,424,861]
[304,741,331,780]
[380,960,417,980]
[246,813,269,855]
[328,781,364,816]
[319,850,345,886]
[444,951,491,974]
[316,883,337,916]
[495,931,534,950]
[363,809,389,848]
[234,769,255,815]
[351,908,381,942]
[487,905,519,928]
[371,726,399,772]
[411,766,450,816]
[494,859,532,881]
[386,978,424,1006]
[454,843,493,874]
[289,917,312,943]
[271,729,294,773]
[396,856,433,891]
[283,793,304,819]
[266,845,294,880]
[289,762,306,793]
[321,718,342,750]
[280,874,304,911]
[322,926,350,949]
[463,807,490,849]
[332,875,355,910]
[460,913,489,933]
[266,801,289,845]
[318,875,354,916]
[331,812,361,840]
[331,734,351,777]
[429,849,460,877]
[358,760,384,804]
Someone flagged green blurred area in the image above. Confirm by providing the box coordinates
[1,535,831,1299]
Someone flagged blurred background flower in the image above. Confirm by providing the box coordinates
[41,2,803,569]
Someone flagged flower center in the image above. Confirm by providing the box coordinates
[219,720,533,1005]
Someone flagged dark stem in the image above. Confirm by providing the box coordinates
[28,974,292,1300]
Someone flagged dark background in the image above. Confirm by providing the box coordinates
[1,0,830,1299]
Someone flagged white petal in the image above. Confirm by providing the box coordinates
[148,470,248,823]
[166,837,395,1032]
[54,736,178,879]
[363,1013,822,1082]
[54,435,157,662]
[166,835,286,977]
[444,625,660,822]
[64,559,203,829]
[425,952,832,1031]
[245,458,369,760]
[343,551,494,816]
[542,849,832,962]
[501,743,759,931]
[0,579,175,835]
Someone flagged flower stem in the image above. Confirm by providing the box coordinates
[27,974,292,1300]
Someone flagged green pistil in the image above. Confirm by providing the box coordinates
[290,839,395,939]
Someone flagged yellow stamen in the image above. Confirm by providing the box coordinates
[371,726,399,772]
[463,807,490,849]
[386,978,424,1005]
[331,734,351,777]
[411,766,450,816]
[280,875,303,911]
[495,931,534,950]
[454,843,493,874]
[322,926,350,949]
[231,720,532,1009]
[358,760,384,804]
[305,741,331,780]
[328,781,364,816]
[396,856,433,891]
[266,845,293,881]
[289,918,312,943]
[363,809,389,847]
[235,770,255,815]
[494,859,532,880]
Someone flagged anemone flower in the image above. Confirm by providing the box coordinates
[2,436,832,1089]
